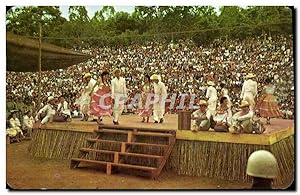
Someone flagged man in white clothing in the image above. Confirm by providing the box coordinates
[56,95,71,121]
[206,81,218,118]
[35,96,56,126]
[191,100,210,131]
[151,74,167,123]
[8,111,25,138]
[80,73,97,121]
[241,73,257,111]
[23,110,35,137]
[229,100,254,134]
[111,69,127,125]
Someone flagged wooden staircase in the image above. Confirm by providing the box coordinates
[70,125,176,179]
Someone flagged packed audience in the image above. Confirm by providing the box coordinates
[6,34,294,119]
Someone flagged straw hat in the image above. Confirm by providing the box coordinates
[150,74,159,80]
[239,100,250,108]
[47,96,55,102]
[83,73,91,79]
[207,81,215,86]
[198,100,208,106]
[114,69,121,74]
[246,73,255,79]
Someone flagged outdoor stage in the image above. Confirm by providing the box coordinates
[28,114,294,188]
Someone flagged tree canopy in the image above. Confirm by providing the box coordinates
[6,6,293,47]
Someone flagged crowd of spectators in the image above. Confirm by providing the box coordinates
[6,34,294,119]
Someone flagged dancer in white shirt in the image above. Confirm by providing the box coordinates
[151,74,167,123]
[206,81,218,118]
[241,73,257,111]
[80,73,97,121]
[111,69,127,125]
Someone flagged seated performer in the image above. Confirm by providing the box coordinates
[191,100,210,131]
[35,96,56,127]
[229,101,265,134]
[54,95,72,122]
[213,97,232,132]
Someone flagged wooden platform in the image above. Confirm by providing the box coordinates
[29,114,294,188]
[41,114,294,145]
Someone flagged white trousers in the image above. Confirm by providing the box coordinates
[153,103,165,122]
[207,98,217,117]
[41,114,54,124]
[243,92,255,110]
[113,105,124,122]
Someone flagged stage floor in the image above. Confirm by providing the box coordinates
[41,114,294,145]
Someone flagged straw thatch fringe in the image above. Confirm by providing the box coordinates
[166,136,294,188]
[28,129,91,159]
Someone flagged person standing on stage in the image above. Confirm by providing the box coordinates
[90,71,112,125]
[241,73,257,111]
[138,75,153,123]
[111,69,127,125]
[151,74,167,123]
[206,81,218,117]
[80,73,97,121]
[256,77,282,124]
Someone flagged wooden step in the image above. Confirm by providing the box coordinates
[119,152,163,159]
[133,131,174,137]
[127,142,169,148]
[80,148,162,159]
[80,148,115,154]
[112,163,156,171]
[71,158,156,173]
[94,129,129,134]
[71,158,108,166]
[86,138,169,148]
[86,138,122,144]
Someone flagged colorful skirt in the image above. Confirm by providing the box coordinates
[90,88,112,117]
[138,93,153,117]
[257,94,282,118]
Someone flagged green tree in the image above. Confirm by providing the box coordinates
[6,6,66,37]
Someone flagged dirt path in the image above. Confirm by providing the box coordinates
[6,141,250,190]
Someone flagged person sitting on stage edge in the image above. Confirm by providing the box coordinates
[35,96,56,127]
[246,150,279,189]
[54,95,72,122]
[229,101,265,134]
[213,97,232,132]
[191,100,210,131]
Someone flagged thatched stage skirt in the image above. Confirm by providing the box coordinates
[28,115,294,188]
